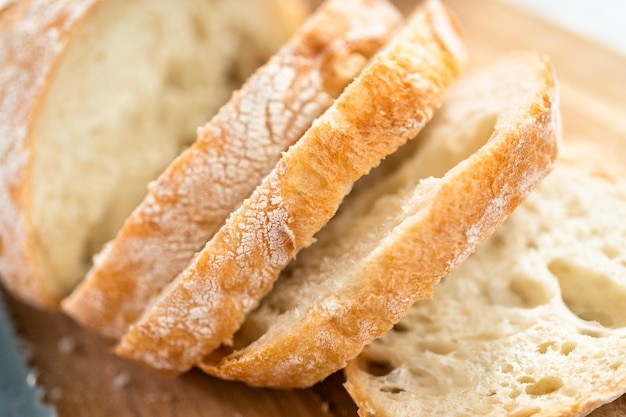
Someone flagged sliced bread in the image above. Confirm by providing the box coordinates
[115,0,467,374]
[0,0,307,309]
[62,0,402,339]
[344,144,626,416]
[199,52,560,388]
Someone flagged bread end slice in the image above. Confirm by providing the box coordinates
[0,0,308,309]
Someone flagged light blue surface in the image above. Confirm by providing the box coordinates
[0,295,56,417]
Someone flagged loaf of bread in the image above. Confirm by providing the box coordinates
[0,0,307,309]
[62,0,402,339]
[198,51,560,388]
[115,0,466,375]
[344,141,626,416]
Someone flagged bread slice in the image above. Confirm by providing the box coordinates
[61,0,402,339]
[115,0,467,374]
[196,52,560,388]
[0,0,308,309]
[344,141,626,416]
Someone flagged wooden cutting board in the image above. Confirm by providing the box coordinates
[6,0,626,416]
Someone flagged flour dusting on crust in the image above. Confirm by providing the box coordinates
[0,0,97,305]
[64,0,401,338]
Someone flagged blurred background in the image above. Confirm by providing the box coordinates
[505,0,626,55]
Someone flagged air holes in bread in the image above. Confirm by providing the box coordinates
[363,359,394,377]
[380,386,406,394]
[601,244,621,260]
[536,341,555,354]
[576,324,610,338]
[560,341,577,356]
[405,366,448,395]
[509,387,523,399]
[549,258,626,328]
[516,376,535,384]
[190,13,209,42]
[392,322,410,333]
[510,407,541,417]
[508,275,551,308]
[524,376,563,396]
[509,276,552,308]
[488,275,551,308]
[419,340,457,355]
[501,363,514,373]
[164,61,191,91]
[536,341,577,355]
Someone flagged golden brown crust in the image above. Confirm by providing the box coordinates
[1,0,310,310]
[341,54,560,407]
[197,52,560,388]
[343,161,626,417]
[61,0,401,339]
[0,0,101,309]
[115,0,465,374]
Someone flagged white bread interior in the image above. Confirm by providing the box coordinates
[345,147,626,417]
[61,0,402,339]
[0,0,306,307]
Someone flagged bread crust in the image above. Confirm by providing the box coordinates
[342,53,560,408]
[115,0,466,374]
[343,157,626,417]
[198,52,560,388]
[0,0,101,309]
[0,0,308,310]
[61,0,402,339]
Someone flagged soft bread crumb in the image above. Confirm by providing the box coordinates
[30,0,299,297]
[345,159,626,416]
[62,0,399,339]
[0,0,307,308]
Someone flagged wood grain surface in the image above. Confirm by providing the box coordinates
[5,0,626,416]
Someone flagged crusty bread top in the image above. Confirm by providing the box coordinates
[197,51,560,388]
[344,150,625,417]
[115,0,466,374]
[61,0,401,339]
[0,0,100,309]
